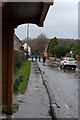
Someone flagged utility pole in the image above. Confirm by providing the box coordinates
[27,24,29,43]
[26,24,29,60]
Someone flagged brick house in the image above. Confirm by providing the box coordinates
[14,34,22,51]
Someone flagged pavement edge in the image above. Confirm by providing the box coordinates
[37,62,60,120]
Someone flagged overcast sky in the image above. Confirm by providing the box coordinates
[15,0,78,40]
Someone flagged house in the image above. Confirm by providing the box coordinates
[14,34,22,51]
[23,43,31,55]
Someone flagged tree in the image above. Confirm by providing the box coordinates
[47,37,58,56]
[54,45,65,58]
[72,43,80,55]
[22,34,50,55]
[54,45,71,58]
[63,44,71,53]
[71,42,80,59]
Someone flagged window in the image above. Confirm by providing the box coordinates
[14,40,17,45]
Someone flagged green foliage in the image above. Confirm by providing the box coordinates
[71,42,80,60]
[2,105,7,114]
[23,34,50,55]
[54,45,71,58]
[15,78,20,86]
[70,43,75,49]
[72,42,80,55]
[63,44,71,53]
[13,104,19,113]
[19,76,24,82]
[47,37,58,56]
[19,82,27,94]
[13,61,31,94]
[13,76,24,94]
[54,45,65,58]
[14,50,24,73]
[13,81,19,94]
[2,104,19,114]
[24,49,29,60]
[35,51,40,55]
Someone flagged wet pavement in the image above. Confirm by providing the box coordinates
[38,60,78,118]
[13,62,51,118]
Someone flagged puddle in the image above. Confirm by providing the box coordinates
[35,86,42,88]
[35,72,40,74]
[34,69,39,71]
[19,100,24,103]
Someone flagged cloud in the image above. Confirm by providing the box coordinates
[55,0,78,2]
[15,1,78,40]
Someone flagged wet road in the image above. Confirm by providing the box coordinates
[38,60,78,118]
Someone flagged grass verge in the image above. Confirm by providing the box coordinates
[13,61,31,94]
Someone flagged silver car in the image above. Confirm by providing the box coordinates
[60,57,77,70]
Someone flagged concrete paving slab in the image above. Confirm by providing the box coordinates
[14,62,51,118]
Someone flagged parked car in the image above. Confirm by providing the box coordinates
[60,57,77,70]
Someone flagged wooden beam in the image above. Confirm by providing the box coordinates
[40,4,50,22]
[42,0,53,5]
[39,1,53,24]
[0,2,6,7]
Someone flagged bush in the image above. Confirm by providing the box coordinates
[54,45,71,58]
[54,45,65,58]
[14,50,24,73]
[13,76,24,94]
[13,79,19,93]
[72,42,80,59]
[19,76,24,82]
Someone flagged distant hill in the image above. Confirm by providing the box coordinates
[57,38,78,46]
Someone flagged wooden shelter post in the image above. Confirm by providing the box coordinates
[7,25,14,114]
[2,22,14,114]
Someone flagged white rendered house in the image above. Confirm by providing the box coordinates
[23,43,31,55]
